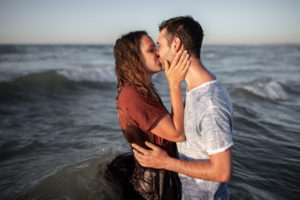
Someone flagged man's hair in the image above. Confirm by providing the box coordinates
[159,16,204,58]
[114,31,155,97]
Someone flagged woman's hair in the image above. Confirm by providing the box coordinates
[114,31,155,97]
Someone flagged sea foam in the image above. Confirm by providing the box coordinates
[57,66,116,83]
[242,78,288,100]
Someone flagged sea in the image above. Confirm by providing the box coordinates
[0,44,299,200]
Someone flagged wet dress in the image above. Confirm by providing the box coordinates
[108,84,181,200]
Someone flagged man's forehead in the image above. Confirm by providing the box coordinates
[157,29,167,43]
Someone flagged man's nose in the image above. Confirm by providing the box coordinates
[155,50,160,57]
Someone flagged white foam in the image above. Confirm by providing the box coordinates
[204,52,216,58]
[57,66,116,83]
[243,79,288,100]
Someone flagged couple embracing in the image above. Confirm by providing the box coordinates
[111,16,233,200]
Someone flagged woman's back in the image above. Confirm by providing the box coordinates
[114,84,181,200]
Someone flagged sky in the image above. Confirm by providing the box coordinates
[0,0,300,45]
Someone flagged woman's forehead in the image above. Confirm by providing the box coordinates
[141,35,155,48]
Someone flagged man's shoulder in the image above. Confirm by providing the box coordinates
[189,80,233,117]
[204,80,232,109]
[188,80,223,103]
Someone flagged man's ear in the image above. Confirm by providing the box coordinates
[173,37,182,52]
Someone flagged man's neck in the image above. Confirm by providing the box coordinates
[185,57,214,92]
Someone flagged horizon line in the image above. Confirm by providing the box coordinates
[0,42,299,46]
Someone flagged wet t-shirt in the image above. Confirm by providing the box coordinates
[177,79,233,200]
[116,84,181,200]
[118,85,170,150]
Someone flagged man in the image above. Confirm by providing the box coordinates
[132,16,234,200]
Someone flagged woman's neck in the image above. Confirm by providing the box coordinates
[145,73,153,84]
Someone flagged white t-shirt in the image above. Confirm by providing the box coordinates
[177,79,234,200]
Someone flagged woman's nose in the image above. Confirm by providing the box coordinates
[155,50,160,57]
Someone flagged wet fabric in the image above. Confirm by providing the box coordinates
[177,79,233,200]
[111,84,181,200]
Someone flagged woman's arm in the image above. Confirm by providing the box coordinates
[150,50,190,142]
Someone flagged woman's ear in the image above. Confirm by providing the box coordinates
[173,37,182,52]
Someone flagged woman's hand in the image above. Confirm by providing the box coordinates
[149,50,189,142]
[162,50,191,86]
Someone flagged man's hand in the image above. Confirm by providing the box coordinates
[162,50,191,86]
[131,141,170,169]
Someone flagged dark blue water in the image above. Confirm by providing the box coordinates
[0,44,299,200]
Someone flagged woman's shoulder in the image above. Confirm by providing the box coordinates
[118,84,143,106]
[119,84,140,99]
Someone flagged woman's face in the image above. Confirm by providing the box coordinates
[140,35,162,76]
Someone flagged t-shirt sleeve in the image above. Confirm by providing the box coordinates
[119,87,169,132]
[201,106,234,155]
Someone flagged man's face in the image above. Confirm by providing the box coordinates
[157,28,175,67]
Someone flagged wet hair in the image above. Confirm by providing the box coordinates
[114,31,155,98]
[159,16,204,58]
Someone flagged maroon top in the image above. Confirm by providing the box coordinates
[117,84,176,155]
[116,84,181,200]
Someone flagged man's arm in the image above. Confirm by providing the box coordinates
[132,142,232,182]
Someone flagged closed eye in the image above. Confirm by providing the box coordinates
[148,45,157,52]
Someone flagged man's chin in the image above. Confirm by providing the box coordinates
[159,58,171,70]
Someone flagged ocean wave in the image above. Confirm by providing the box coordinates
[0,45,25,54]
[0,67,116,84]
[57,66,116,83]
[237,78,288,101]
[15,154,123,200]
[0,68,117,101]
[203,51,217,59]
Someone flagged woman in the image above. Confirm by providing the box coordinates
[111,31,190,200]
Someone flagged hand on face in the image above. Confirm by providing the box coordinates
[162,50,191,86]
[131,141,169,169]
